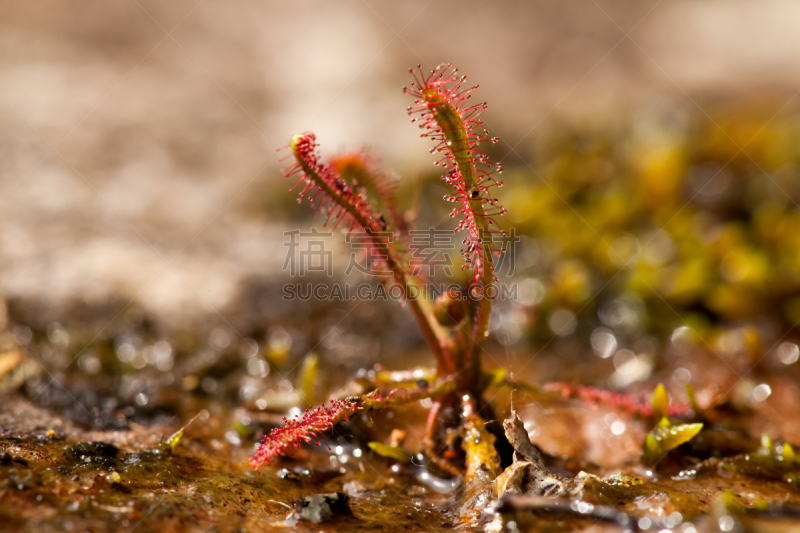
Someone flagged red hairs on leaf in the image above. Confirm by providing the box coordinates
[330,151,406,233]
[404,64,506,281]
[543,382,691,418]
[250,398,359,469]
[284,133,387,233]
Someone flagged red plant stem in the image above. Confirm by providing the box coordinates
[423,398,464,476]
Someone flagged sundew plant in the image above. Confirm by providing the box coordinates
[250,64,694,480]
[250,63,508,474]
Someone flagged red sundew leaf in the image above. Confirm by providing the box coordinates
[404,64,507,282]
[328,150,405,232]
[249,398,359,470]
[283,133,387,233]
[543,382,692,418]
[283,133,404,278]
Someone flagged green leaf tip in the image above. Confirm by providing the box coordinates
[161,411,202,453]
[642,422,703,466]
[652,383,669,422]
[783,442,796,461]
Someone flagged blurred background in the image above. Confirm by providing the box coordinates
[2,0,800,441]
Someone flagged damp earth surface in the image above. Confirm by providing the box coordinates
[3,112,800,532]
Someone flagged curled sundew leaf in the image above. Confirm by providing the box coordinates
[642,423,704,466]
[367,442,412,463]
[330,151,406,233]
[405,64,506,283]
[652,383,669,422]
[286,133,385,232]
[299,353,319,407]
